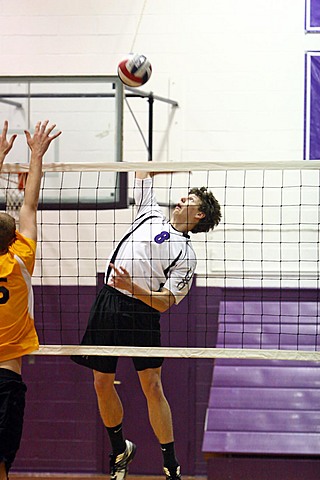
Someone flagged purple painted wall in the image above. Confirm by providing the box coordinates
[13,281,216,476]
[13,284,319,476]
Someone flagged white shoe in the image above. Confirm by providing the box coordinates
[110,439,136,480]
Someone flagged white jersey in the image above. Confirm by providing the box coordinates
[105,177,197,304]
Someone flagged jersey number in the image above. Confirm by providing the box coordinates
[154,231,170,244]
[0,278,9,305]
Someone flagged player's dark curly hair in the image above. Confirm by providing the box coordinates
[0,213,16,252]
[188,187,221,234]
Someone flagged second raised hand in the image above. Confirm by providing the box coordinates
[24,120,62,157]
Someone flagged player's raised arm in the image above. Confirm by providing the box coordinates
[0,120,17,171]
[19,120,61,241]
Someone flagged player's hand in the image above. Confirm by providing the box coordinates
[24,120,62,157]
[0,120,17,163]
[109,264,133,292]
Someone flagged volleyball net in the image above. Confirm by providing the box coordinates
[1,160,320,362]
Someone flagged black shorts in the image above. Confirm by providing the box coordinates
[0,369,27,473]
[71,285,163,373]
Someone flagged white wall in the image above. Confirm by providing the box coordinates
[0,0,319,288]
[1,0,319,160]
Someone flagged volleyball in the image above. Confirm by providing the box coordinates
[117,53,152,87]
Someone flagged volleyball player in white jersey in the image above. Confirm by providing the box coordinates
[72,171,221,480]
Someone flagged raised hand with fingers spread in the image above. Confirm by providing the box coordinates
[24,119,61,158]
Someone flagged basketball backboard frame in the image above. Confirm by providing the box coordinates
[0,75,127,210]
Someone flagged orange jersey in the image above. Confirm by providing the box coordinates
[0,231,39,361]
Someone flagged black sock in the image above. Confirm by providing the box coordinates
[106,423,126,456]
[160,441,179,469]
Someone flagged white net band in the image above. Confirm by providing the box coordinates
[30,345,320,362]
[1,160,320,173]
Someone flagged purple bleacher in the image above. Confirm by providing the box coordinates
[203,288,320,479]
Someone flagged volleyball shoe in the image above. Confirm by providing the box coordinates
[109,439,136,480]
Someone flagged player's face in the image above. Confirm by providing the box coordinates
[172,194,203,227]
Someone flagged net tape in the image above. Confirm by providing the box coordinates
[31,345,320,362]
[2,160,320,173]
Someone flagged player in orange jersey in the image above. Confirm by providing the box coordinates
[0,120,61,480]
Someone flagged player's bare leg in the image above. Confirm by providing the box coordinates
[138,367,174,443]
[138,367,181,479]
[93,371,123,427]
[93,370,136,479]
